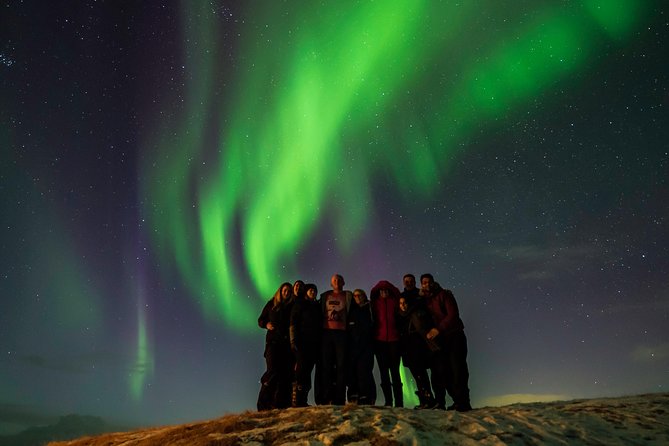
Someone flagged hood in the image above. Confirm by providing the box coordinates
[370,280,402,301]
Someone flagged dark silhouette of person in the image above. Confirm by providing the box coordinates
[289,283,322,406]
[257,282,294,410]
[370,280,403,407]
[398,295,438,408]
[318,274,353,405]
[400,273,435,407]
[420,273,472,412]
[346,289,376,405]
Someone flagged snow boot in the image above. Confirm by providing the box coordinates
[416,389,436,409]
[293,383,309,407]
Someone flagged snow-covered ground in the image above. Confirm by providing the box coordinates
[50,392,669,445]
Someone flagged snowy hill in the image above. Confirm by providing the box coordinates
[50,393,669,445]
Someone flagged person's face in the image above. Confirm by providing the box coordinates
[353,291,365,305]
[420,277,433,293]
[331,275,344,292]
[403,275,416,290]
[293,281,303,296]
[281,285,292,300]
[380,289,389,299]
[306,288,317,300]
[399,297,408,312]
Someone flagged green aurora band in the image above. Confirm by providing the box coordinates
[130,303,154,401]
[140,0,649,334]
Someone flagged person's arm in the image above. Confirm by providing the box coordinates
[413,308,431,337]
[437,290,462,334]
[258,299,274,330]
[289,302,300,351]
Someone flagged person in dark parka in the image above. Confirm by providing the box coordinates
[257,282,294,411]
[346,289,376,405]
[289,283,322,407]
[420,273,472,412]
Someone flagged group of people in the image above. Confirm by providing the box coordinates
[256,273,472,412]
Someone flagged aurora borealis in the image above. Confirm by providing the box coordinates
[2,0,668,432]
[144,0,652,330]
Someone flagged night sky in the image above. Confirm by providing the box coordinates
[1,0,668,433]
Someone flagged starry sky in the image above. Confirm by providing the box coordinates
[1,0,668,433]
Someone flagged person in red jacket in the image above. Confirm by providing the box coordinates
[370,280,403,407]
[420,273,472,412]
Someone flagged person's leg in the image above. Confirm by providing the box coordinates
[375,341,393,406]
[332,330,348,405]
[303,345,318,393]
[448,332,471,411]
[257,346,278,410]
[276,345,294,408]
[320,331,335,404]
[292,349,308,407]
[346,353,359,403]
[429,349,448,409]
[414,340,434,404]
[388,342,403,407]
[410,366,435,408]
[364,348,377,404]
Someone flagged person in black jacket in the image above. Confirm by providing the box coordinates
[289,283,322,407]
[401,274,420,301]
[257,282,294,411]
[400,273,434,407]
[398,295,438,409]
[346,289,377,405]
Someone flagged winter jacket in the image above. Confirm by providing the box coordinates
[289,296,323,351]
[347,300,375,356]
[401,287,420,302]
[370,280,401,342]
[398,299,440,353]
[421,284,465,338]
[258,298,293,345]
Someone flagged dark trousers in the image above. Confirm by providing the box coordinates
[402,337,432,395]
[374,340,402,387]
[257,342,292,410]
[431,331,470,406]
[320,329,347,404]
[347,348,376,404]
[294,345,318,392]
[408,365,432,394]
